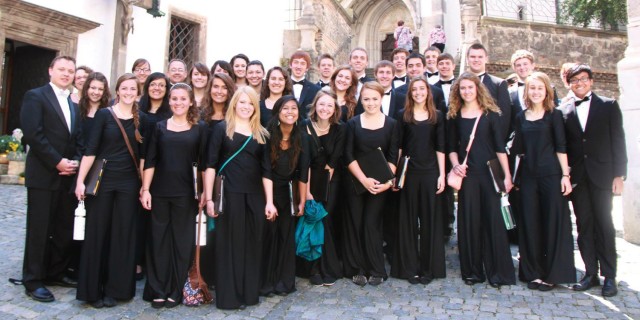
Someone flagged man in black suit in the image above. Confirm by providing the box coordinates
[562,64,627,297]
[289,50,321,118]
[316,53,335,88]
[20,56,83,302]
[391,48,409,89]
[349,47,374,100]
[393,52,447,116]
[466,43,511,137]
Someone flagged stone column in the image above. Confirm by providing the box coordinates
[617,0,640,244]
[110,0,132,92]
[297,0,318,53]
[459,0,481,74]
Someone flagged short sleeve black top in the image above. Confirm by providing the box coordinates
[140,109,171,159]
[144,120,207,197]
[447,111,505,176]
[398,110,446,174]
[512,109,566,177]
[205,122,271,194]
[344,115,399,167]
[85,108,144,175]
[304,120,346,171]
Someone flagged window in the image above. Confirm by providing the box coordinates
[168,16,198,68]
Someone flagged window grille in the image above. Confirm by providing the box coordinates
[169,16,197,68]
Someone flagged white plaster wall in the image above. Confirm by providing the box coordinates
[127,0,288,73]
[23,0,117,83]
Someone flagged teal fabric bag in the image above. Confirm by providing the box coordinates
[295,200,328,261]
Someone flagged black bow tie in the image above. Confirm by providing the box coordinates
[574,96,590,107]
[425,71,439,77]
[359,77,367,83]
[517,82,525,87]
[318,81,329,88]
[393,76,406,81]
[292,79,305,85]
[440,79,455,85]
[477,73,486,79]
[384,90,392,96]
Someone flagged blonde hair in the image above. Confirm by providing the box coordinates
[225,86,268,144]
[447,72,501,119]
[524,72,555,112]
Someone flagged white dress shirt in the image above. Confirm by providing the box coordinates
[50,82,72,132]
[381,90,392,116]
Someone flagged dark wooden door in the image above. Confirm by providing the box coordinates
[2,40,56,134]
[381,33,420,61]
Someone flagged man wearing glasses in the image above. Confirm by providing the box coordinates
[563,64,627,297]
[167,59,188,85]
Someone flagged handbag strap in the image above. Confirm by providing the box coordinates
[194,210,203,272]
[306,121,324,154]
[107,107,140,179]
[460,114,482,166]
[218,134,252,175]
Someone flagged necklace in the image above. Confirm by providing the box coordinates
[312,121,330,133]
[170,117,188,127]
[282,137,290,141]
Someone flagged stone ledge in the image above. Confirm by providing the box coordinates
[0,175,22,185]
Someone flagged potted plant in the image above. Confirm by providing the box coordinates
[7,129,26,175]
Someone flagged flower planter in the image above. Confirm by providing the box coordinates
[8,160,25,176]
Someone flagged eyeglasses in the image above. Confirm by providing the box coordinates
[149,83,166,89]
[169,68,186,73]
[569,77,590,85]
[134,68,151,73]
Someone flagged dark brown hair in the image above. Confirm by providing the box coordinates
[169,83,200,125]
[79,72,110,118]
[261,66,292,101]
[115,73,143,143]
[268,95,302,173]
[329,65,358,119]
[201,73,236,123]
[404,76,436,124]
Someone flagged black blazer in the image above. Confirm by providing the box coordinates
[20,84,83,190]
[393,82,447,115]
[481,74,511,137]
[296,79,321,119]
[563,93,627,188]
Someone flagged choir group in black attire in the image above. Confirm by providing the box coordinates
[18,44,627,310]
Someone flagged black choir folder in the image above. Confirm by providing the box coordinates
[352,147,395,195]
[310,168,331,202]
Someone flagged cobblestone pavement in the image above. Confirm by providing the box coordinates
[0,184,639,319]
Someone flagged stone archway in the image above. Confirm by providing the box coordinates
[349,0,419,66]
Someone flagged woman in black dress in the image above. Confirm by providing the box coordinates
[447,72,515,288]
[391,76,446,284]
[78,72,111,147]
[137,72,172,279]
[512,72,575,291]
[199,72,236,286]
[188,62,211,109]
[203,86,273,310]
[259,66,292,126]
[304,90,345,286]
[139,83,206,308]
[261,95,309,296]
[230,53,250,88]
[329,66,358,122]
[74,73,145,308]
[343,81,398,286]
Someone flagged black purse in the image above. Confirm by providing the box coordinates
[213,134,253,215]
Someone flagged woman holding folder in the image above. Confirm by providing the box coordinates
[511,72,575,291]
[304,90,345,286]
[446,73,515,288]
[343,81,398,287]
[391,76,446,285]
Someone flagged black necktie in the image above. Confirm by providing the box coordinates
[477,73,486,79]
[426,71,439,77]
[292,79,304,85]
[517,82,525,87]
[574,96,590,107]
[440,79,454,85]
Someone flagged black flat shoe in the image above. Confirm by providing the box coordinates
[309,274,323,286]
[538,283,555,292]
[368,276,384,286]
[238,304,246,310]
[151,299,165,309]
[419,276,432,285]
[25,287,55,303]
[352,275,367,287]
[44,276,78,288]
[408,276,420,285]
[527,281,541,290]
[488,282,501,289]
[103,296,117,308]
[90,299,104,308]
[602,278,618,297]
[165,298,180,308]
[573,274,600,291]
[464,277,482,286]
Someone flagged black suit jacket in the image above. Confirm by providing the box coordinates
[563,93,627,188]
[296,79,321,119]
[20,84,83,190]
[481,74,511,137]
[393,83,447,116]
